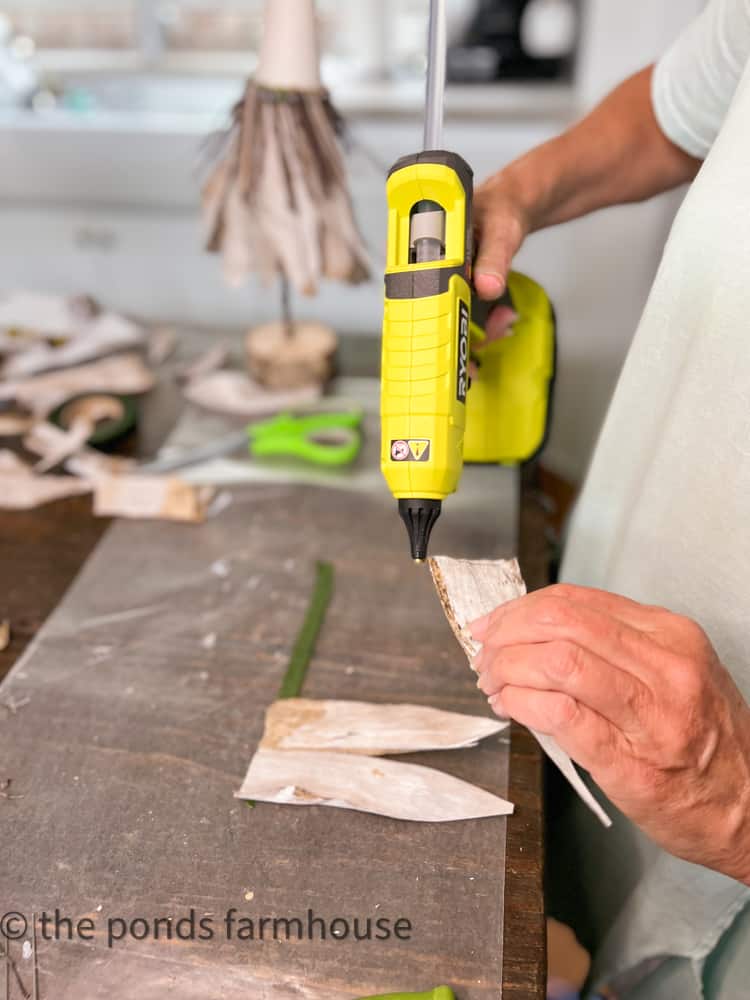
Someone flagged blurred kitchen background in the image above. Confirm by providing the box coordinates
[0,0,704,484]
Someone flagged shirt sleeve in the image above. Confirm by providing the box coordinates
[652,0,750,159]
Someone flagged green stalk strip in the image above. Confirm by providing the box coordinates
[278,561,334,699]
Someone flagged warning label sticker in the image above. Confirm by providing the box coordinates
[390,439,431,462]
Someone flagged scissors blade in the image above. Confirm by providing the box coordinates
[138,428,249,475]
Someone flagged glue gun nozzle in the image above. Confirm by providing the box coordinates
[398,498,442,562]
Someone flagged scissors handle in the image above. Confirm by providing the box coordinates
[248,411,362,467]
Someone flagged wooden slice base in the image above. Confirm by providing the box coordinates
[245,321,337,390]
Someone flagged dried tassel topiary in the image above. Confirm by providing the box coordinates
[202,0,369,298]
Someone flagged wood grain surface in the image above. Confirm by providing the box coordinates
[0,484,545,999]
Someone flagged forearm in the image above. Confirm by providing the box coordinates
[502,67,701,234]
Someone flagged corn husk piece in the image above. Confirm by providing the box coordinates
[0,412,34,437]
[182,370,320,418]
[25,418,91,474]
[67,449,134,481]
[22,419,204,522]
[236,748,513,823]
[147,325,177,367]
[0,353,155,417]
[429,555,612,827]
[0,450,29,474]
[0,449,91,509]
[24,420,135,481]
[2,312,145,380]
[175,344,230,385]
[93,474,215,523]
[0,474,90,509]
[0,292,145,378]
[261,698,509,755]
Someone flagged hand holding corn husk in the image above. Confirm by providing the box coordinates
[430,556,612,827]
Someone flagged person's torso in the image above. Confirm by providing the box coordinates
[561,51,750,1000]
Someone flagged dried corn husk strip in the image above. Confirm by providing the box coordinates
[67,450,134,481]
[261,698,509,755]
[26,418,91,473]
[175,344,230,385]
[429,556,612,827]
[182,370,320,418]
[147,326,177,367]
[2,312,145,380]
[0,450,29,474]
[0,476,88,510]
[430,557,526,661]
[0,412,33,437]
[0,449,91,509]
[24,421,135,481]
[236,748,513,823]
[21,420,202,521]
[0,353,154,417]
[93,475,215,523]
[203,132,238,253]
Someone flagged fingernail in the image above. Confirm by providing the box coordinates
[488,693,504,714]
[472,650,484,674]
[477,673,495,696]
[475,273,505,299]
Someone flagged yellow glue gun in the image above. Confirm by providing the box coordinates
[380,150,555,561]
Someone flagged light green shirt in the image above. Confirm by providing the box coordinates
[561,1,750,995]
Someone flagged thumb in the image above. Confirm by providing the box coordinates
[473,211,524,301]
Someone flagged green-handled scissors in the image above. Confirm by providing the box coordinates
[248,410,362,467]
[140,409,363,475]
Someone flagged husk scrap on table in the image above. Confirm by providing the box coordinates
[20,421,211,521]
[0,291,146,379]
[429,555,612,827]
[261,698,509,755]
[236,748,513,823]
[93,475,215,523]
[182,369,321,418]
[24,421,135,481]
[0,449,91,510]
[0,353,154,417]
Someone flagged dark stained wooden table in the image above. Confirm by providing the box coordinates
[0,481,545,998]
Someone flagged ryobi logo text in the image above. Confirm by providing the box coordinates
[456,300,469,403]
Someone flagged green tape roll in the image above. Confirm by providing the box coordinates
[49,392,138,449]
